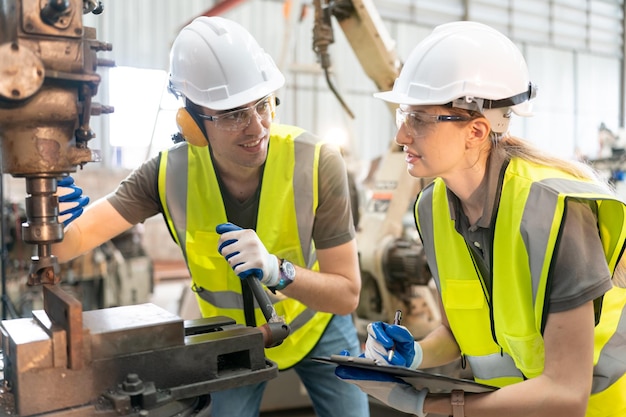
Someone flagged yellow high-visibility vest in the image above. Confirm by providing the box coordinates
[158,123,333,369]
[416,157,626,416]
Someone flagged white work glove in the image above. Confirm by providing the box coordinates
[335,365,429,416]
[57,176,89,227]
[216,222,280,287]
[364,321,423,369]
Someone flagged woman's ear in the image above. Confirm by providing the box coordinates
[176,108,208,147]
[466,117,491,149]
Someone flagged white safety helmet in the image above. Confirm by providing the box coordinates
[168,16,285,111]
[375,21,537,133]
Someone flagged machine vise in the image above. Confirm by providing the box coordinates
[0,285,277,416]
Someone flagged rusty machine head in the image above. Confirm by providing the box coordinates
[0,0,113,286]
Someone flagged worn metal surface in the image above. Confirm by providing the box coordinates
[0,0,110,175]
[1,301,276,416]
[0,0,113,285]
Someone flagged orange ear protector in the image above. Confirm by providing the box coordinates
[176,108,208,147]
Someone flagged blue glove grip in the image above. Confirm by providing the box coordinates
[57,176,75,187]
[58,176,85,203]
[370,321,416,367]
[218,239,238,255]
[59,196,89,214]
[57,176,89,226]
[236,269,263,279]
[217,223,243,260]
[216,222,242,234]
[384,324,415,344]
[61,208,85,226]
[370,322,395,349]
[58,187,82,202]
[216,222,263,279]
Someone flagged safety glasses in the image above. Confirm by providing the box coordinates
[396,108,471,138]
[196,95,278,131]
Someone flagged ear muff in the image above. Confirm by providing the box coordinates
[176,108,208,147]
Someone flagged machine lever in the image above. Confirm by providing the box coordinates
[245,275,290,347]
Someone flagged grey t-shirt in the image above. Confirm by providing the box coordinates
[107,143,355,250]
[449,148,612,313]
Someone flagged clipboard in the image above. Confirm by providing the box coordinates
[314,355,498,394]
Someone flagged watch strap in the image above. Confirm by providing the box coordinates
[269,259,293,294]
[268,278,285,294]
[450,390,465,417]
[274,277,289,291]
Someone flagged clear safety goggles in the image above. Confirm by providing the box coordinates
[196,95,278,131]
[395,108,471,138]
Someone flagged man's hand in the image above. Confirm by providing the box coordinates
[57,176,89,227]
[335,365,429,416]
[216,222,280,287]
[364,321,423,369]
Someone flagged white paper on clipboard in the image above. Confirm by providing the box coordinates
[313,355,498,394]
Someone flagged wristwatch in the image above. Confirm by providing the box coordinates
[270,259,296,293]
[451,390,465,417]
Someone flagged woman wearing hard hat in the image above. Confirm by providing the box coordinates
[337,21,626,417]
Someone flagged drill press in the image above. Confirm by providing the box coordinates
[0,1,286,415]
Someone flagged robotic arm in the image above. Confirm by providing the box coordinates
[312,0,440,339]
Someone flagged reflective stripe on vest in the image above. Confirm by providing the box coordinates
[415,157,626,416]
[158,123,333,369]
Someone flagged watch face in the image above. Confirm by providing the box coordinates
[281,260,296,281]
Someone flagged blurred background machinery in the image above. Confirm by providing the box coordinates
[1,200,152,316]
[257,3,461,413]
[311,0,441,341]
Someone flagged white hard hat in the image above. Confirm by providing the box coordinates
[168,16,285,111]
[375,21,537,133]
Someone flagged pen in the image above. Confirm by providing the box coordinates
[387,309,403,362]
